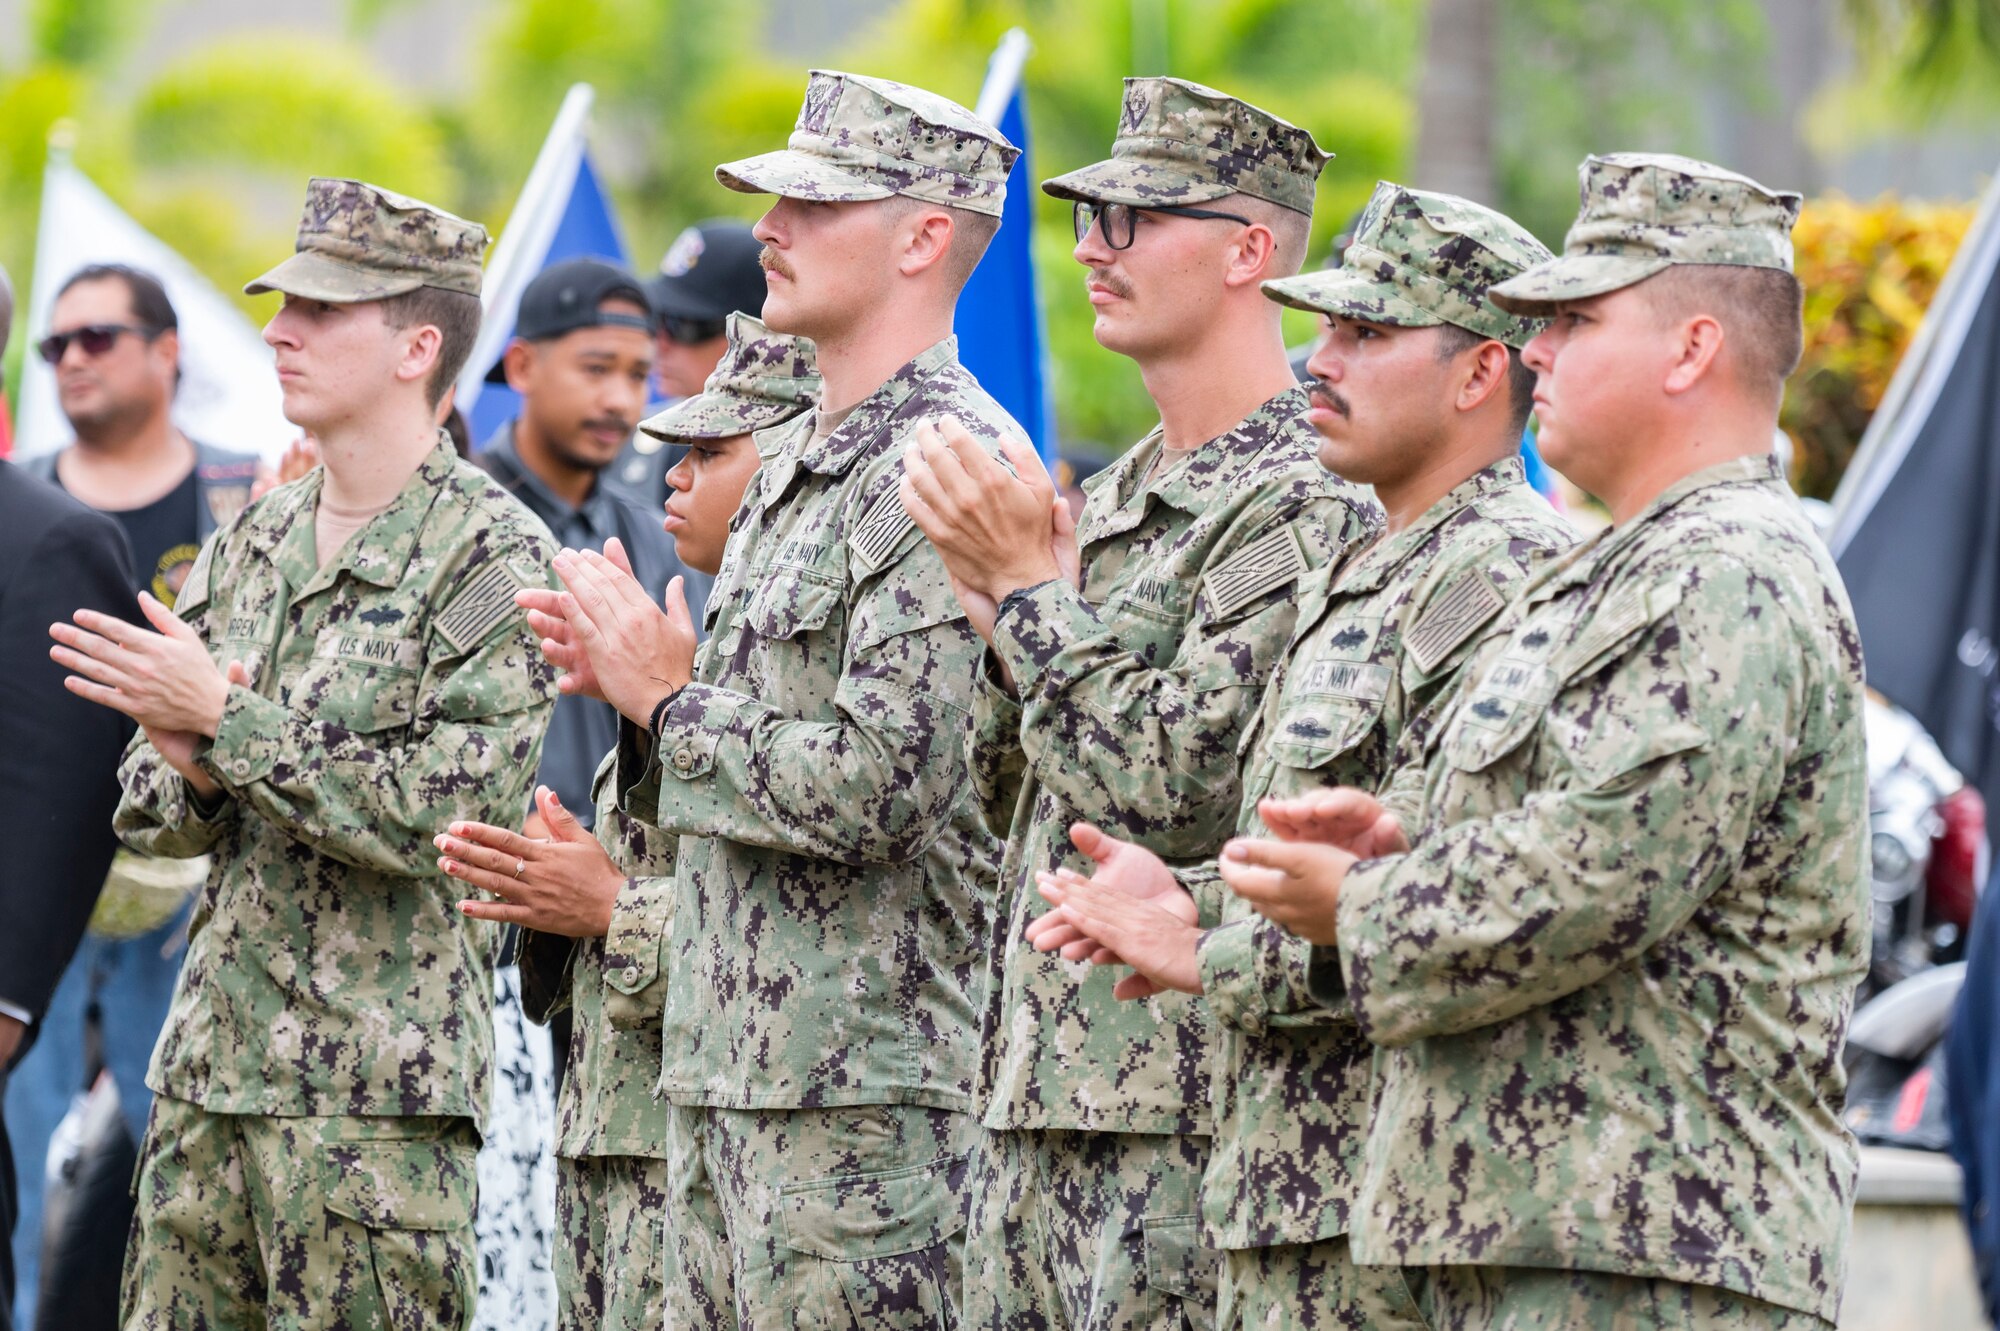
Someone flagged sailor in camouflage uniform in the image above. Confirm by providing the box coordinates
[1221,154,1870,1328]
[52,178,559,1329]
[435,313,819,1331]
[1032,183,1577,1329]
[901,78,1375,1331]
[525,71,1022,1330]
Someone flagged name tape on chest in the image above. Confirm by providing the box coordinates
[1296,657,1392,703]
[435,560,529,654]
[1203,526,1308,621]
[1406,569,1507,674]
[313,628,423,671]
[850,485,917,574]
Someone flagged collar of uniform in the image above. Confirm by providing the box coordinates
[1335,456,1528,596]
[795,337,959,477]
[1112,385,1315,517]
[481,422,621,542]
[1530,450,1784,602]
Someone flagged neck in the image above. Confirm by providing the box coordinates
[73,404,183,467]
[1603,405,1775,525]
[811,303,954,416]
[511,417,597,509]
[1374,429,1515,536]
[1137,312,1297,452]
[314,401,440,511]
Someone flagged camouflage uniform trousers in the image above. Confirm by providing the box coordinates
[556,1152,670,1331]
[662,1101,975,1330]
[122,1092,479,1331]
[1217,1239,1424,1331]
[1385,1265,1835,1331]
[962,1127,1220,1331]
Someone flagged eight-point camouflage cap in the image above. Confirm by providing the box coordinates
[715,70,1019,219]
[1262,181,1551,348]
[1489,152,1802,316]
[638,311,819,443]
[1042,77,1329,217]
[246,178,488,301]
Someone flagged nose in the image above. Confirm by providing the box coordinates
[1522,326,1554,376]
[263,309,296,352]
[1072,215,1112,266]
[666,454,694,492]
[752,204,783,248]
[1305,340,1342,385]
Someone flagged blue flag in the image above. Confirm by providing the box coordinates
[962,32,1057,462]
[456,85,631,444]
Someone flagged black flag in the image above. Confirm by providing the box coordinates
[1832,171,2000,814]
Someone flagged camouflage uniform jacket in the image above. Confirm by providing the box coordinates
[1193,458,1573,1250]
[619,338,1018,1112]
[972,387,1378,1135]
[518,751,676,1160]
[114,437,559,1120]
[1329,454,1867,1321]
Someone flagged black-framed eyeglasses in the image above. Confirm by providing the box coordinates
[1072,200,1255,250]
[659,314,728,346]
[37,323,164,366]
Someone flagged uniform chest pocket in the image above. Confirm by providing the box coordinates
[745,569,844,643]
[290,633,425,735]
[1101,574,1195,667]
[1444,654,1558,773]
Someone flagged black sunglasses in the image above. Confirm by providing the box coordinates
[659,315,728,346]
[1072,200,1255,250]
[38,323,164,366]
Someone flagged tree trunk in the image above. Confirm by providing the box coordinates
[1412,0,1498,203]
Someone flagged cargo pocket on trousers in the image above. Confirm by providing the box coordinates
[1142,1213,1220,1331]
[776,1150,969,1330]
[323,1131,479,1331]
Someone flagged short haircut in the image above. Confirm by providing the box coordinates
[1434,321,1537,436]
[1639,264,1805,398]
[883,195,1001,298]
[1232,194,1312,280]
[58,263,178,333]
[378,286,483,408]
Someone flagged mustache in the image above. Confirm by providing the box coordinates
[583,416,633,436]
[1087,267,1133,300]
[1305,380,1349,419]
[759,246,795,280]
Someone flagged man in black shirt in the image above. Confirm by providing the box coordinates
[8,264,252,1326]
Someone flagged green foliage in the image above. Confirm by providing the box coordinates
[28,0,135,68]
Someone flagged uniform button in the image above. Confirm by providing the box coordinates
[622,965,640,986]
[672,748,695,772]
[232,760,250,777]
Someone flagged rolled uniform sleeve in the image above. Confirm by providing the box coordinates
[601,872,675,1029]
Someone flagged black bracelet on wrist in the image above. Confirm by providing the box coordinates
[997,578,1062,626]
[648,688,683,737]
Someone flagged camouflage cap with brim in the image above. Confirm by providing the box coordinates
[639,311,820,443]
[245,178,487,301]
[1262,181,1551,348]
[715,70,1018,219]
[1489,152,1802,316]
[1041,77,1329,217]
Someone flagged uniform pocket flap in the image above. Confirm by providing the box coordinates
[777,1151,969,1260]
[746,572,842,643]
[323,1137,476,1232]
[1140,1213,1220,1302]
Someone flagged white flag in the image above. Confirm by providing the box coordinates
[15,154,293,460]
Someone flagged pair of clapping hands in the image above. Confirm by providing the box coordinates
[434,540,695,937]
[1027,788,1412,1002]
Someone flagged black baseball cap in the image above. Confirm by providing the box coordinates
[643,221,766,330]
[484,256,652,383]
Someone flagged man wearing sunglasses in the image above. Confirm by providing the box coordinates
[900,77,1376,1330]
[10,263,257,1325]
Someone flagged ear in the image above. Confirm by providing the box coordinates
[501,338,535,393]
[1662,313,1725,396]
[1223,223,1279,289]
[152,327,181,369]
[898,208,955,279]
[395,319,445,393]
[1455,339,1513,415]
